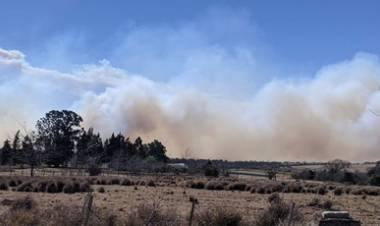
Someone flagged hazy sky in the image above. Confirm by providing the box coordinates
[1,1,380,161]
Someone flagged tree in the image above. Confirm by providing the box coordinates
[76,128,104,166]
[326,159,351,174]
[147,140,169,162]
[0,140,12,165]
[36,110,83,167]
[22,134,37,177]
[11,131,24,165]
[134,137,147,159]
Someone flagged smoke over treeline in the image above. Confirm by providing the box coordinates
[1,47,380,162]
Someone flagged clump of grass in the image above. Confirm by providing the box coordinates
[17,182,34,192]
[98,187,106,193]
[46,182,58,193]
[147,180,156,187]
[268,193,281,204]
[11,196,36,211]
[196,206,242,226]
[308,198,333,210]
[317,186,327,195]
[121,178,133,186]
[110,178,120,185]
[255,196,303,226]
[126,202,181,226]
[334,187,343,196]
[205,181,224,190]
[0,182,8,190]
[63,183,75,194]
[227,182,247,191]
[189,181,205,189]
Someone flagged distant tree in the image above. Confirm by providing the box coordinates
[76,128,103,166]
[134,137,147,159]
[11,131,24,164]
[266,169,277,181]
[204,160,219,177]
[368,161,380,186]
[0,140,12,165]
[36,110,83,167]
[22,134,37,177]
[326,159,351,174]
[147,140,169,162]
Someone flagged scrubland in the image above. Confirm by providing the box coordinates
[0,173,379,226]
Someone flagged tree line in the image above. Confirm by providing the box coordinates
[0,110,169,169]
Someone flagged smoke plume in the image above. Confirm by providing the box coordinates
[1,46,380,161]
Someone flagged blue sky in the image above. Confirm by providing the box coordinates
[1,0,379,78]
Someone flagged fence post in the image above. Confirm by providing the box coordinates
[188,196,198,226]
[82,193,94,226]
[287,202,295,226]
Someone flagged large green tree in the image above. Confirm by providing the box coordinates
[36,110,83,167]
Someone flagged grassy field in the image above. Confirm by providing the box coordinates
[0,172,379,225]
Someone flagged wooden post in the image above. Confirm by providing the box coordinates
[287,202,295,226]
[82,193,94,226]
[188,196,198,226]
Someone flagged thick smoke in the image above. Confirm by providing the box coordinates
[1,47,380,161]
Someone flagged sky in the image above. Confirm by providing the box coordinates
[1,1,380,161]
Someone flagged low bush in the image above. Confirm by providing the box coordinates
[333,187,343,196]
[87,165,102,176]
[227,182,247,191]
[0,182,8,190]
[189,181,205,189]
[128,203,181,226]
[255,196,303,226]
[196,206,242,226]
[11,196,36,211]
[121,178,133,186]
[205,181,224,190]
[98,187,105,193]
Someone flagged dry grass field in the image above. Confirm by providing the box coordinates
[0,172,379,225]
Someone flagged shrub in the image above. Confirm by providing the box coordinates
[369,176,380,186]
[121,178,133,186]
[47,182,58,193]
[36,181,47,192]
[87,165,102,176]
[334,187,343,196]
[8,180,17,187]
[227,182,247,191]
[80,183,91,192]
[255,197,303,226]
[204,166,220,177]
[56,181,65,193]
[11,196,35,211]
[317,186,327,195]
[17,182,34,192]
[321,200,333,210]
[0,182,8,190]
[190,181,205,189]
[268,193,281,204]
[110,178,120,185]
[147,180,156,187]
[63,183,75,194]
[205,181,224,190]
[130,203,181,226]
[363,188,380,196]
[308,197,320,207]
[196,207,242,226]
[98,187,105,193]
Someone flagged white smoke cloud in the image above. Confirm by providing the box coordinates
[1,46,380,161]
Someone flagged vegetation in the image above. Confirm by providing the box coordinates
[0,110,169,171]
